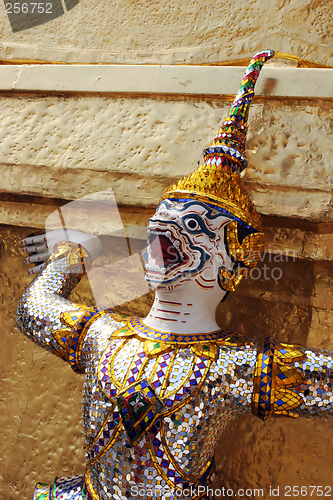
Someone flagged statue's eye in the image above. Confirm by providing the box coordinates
[182,214,216,239]
[184,218,200,231]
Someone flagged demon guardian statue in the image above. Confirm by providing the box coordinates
[16,50,333,500]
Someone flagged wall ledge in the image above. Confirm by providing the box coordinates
[1,65,333,98]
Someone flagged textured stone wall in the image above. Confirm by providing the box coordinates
[1,0,333,65]
[1,89,333,499]
[0,94,332,222]
[1,0,333,497]
[0,226,86,500]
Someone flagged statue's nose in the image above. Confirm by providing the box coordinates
[157,210,171,218]
[149,212,170,225]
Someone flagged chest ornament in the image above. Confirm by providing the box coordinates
[117,378,164,445]
[96,316,253,460]
[116,316,253,361]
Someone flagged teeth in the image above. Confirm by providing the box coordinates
[147,229,186,269]
[145,263,179,273]
[150,230,165,236]
[145,264,163,272]
[148,229,182,248]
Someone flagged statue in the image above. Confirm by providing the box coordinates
[16,50,333,500]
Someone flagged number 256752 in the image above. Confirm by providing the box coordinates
[5,3,53,14]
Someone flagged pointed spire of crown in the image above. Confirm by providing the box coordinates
[204,49,275,173]
[160,49,275,230]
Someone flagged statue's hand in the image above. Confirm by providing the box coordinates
[21,230,102,275]
[21,233,49,275]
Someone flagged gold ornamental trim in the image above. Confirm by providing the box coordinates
[160,189,261,229]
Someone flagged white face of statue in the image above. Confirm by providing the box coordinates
[144,199,234,290]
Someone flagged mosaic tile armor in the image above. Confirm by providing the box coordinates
[15,49,333,500]
[16,242,333,500]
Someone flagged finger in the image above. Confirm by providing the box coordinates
[24,252,50,264]
[27,263,47,276]
[22,243,48,254]
[21,234,47,246]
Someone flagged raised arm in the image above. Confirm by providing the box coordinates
[290,345,333,417]
[251,338,333,421]
[16,231,102,373]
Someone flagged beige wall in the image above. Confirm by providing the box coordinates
[1,0,333,66]
[1,0,333,498]
[0,94,332,223]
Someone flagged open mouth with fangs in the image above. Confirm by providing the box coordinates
[145,229,187,273]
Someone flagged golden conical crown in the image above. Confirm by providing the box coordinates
[160,49,275,230]
[164,164,261,229]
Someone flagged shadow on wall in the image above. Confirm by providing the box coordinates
[3,0,80,33]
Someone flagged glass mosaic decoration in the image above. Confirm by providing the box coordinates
[16,50,333,500]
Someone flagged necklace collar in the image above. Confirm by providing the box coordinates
[128,317,232,345]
